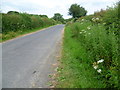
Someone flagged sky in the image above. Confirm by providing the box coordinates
[1,0,118,19]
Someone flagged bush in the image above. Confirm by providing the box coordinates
[2,12,57,34]
[102,3,120,35]
[68,20,119,88]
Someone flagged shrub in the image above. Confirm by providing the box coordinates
[69,21,119,88]
[2,12,57,34]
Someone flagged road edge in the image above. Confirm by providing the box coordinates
[2,24,60,44]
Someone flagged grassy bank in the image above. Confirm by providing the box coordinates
[1,24,55,42]
[56,24,105,88]
[56,3,119,88]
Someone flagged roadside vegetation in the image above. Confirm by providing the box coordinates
[1,11,60,42]
[56,2,119,88]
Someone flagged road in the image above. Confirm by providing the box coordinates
[2,24,64,88]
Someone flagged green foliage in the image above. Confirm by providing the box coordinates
[102,3,120,35]
[58,20,119,88]
[7,11,19,14]
[2,12,56,34]
[2,11,57,41]
[57,24,105,88]
[68,4,87,18]
[52,13,65,23]
[39,14,48,18]
[58,3,119,88]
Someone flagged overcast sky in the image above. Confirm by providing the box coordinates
[1,0,118,19]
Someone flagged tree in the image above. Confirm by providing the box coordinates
[39,15,48,18]
[52,13,64,23]
[7,11,19,14]
[68,4,87,18]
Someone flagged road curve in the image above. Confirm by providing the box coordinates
[2,24,64,88]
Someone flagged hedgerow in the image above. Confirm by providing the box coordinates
[2,12,57,34]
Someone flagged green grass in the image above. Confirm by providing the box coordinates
[56,20,119,88]
[56,25,105,88]
[1,25,55,42]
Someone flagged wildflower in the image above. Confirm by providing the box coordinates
[97,59,104,64]
[81,19,84,21]
[79,32,82,34]
[92,18,95,21]
[87,26,91,30]
[93,65,98,69]
[88,33,91,35]
[97,69,102,73]
[81,29,85,31]
[96,18,99,20]
[93,62,98,69]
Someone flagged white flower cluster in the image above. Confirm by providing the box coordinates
[92,17,100,22]
[87,26,91,30]
[97,59,104,64]
[79,29,91,35]
[79,29,86,34]
[81,19,85,21]
[92,59,104,73]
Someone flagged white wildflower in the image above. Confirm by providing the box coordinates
[96,18,99,20]
[93,65,98,69]
[97,69,102,73]
[93,62,98,69]
[81,19,84,21]
[88,33,91,35]
[97,59,104,64]
[92,18,95,21]
[87,26,91,30]
[79,32,82,34]
[81,29,85,31]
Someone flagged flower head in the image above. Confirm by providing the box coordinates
[97,69,102,73]
[81,19,84,21]
[79,32,82,34]
[88,33,91,35]
[97,59,104,64]
[96,18,99,20]
[93,65,98,69]
[87,26,91,30]
[93,62,98,70]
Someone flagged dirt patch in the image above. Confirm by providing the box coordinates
[48,29,64,88]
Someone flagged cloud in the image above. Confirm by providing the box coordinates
[1,0,118,19]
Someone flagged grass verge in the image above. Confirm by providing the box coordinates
[56,25,105,88]
[1,25,56,42]
[56,20,118,88]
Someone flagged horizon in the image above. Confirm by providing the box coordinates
[1,0,118,19]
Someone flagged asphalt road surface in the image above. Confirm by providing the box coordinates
[2,24,64,88]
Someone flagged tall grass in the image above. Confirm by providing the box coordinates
[57,3,119,88]
[56,25,105,88]
[71,21,118,87]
